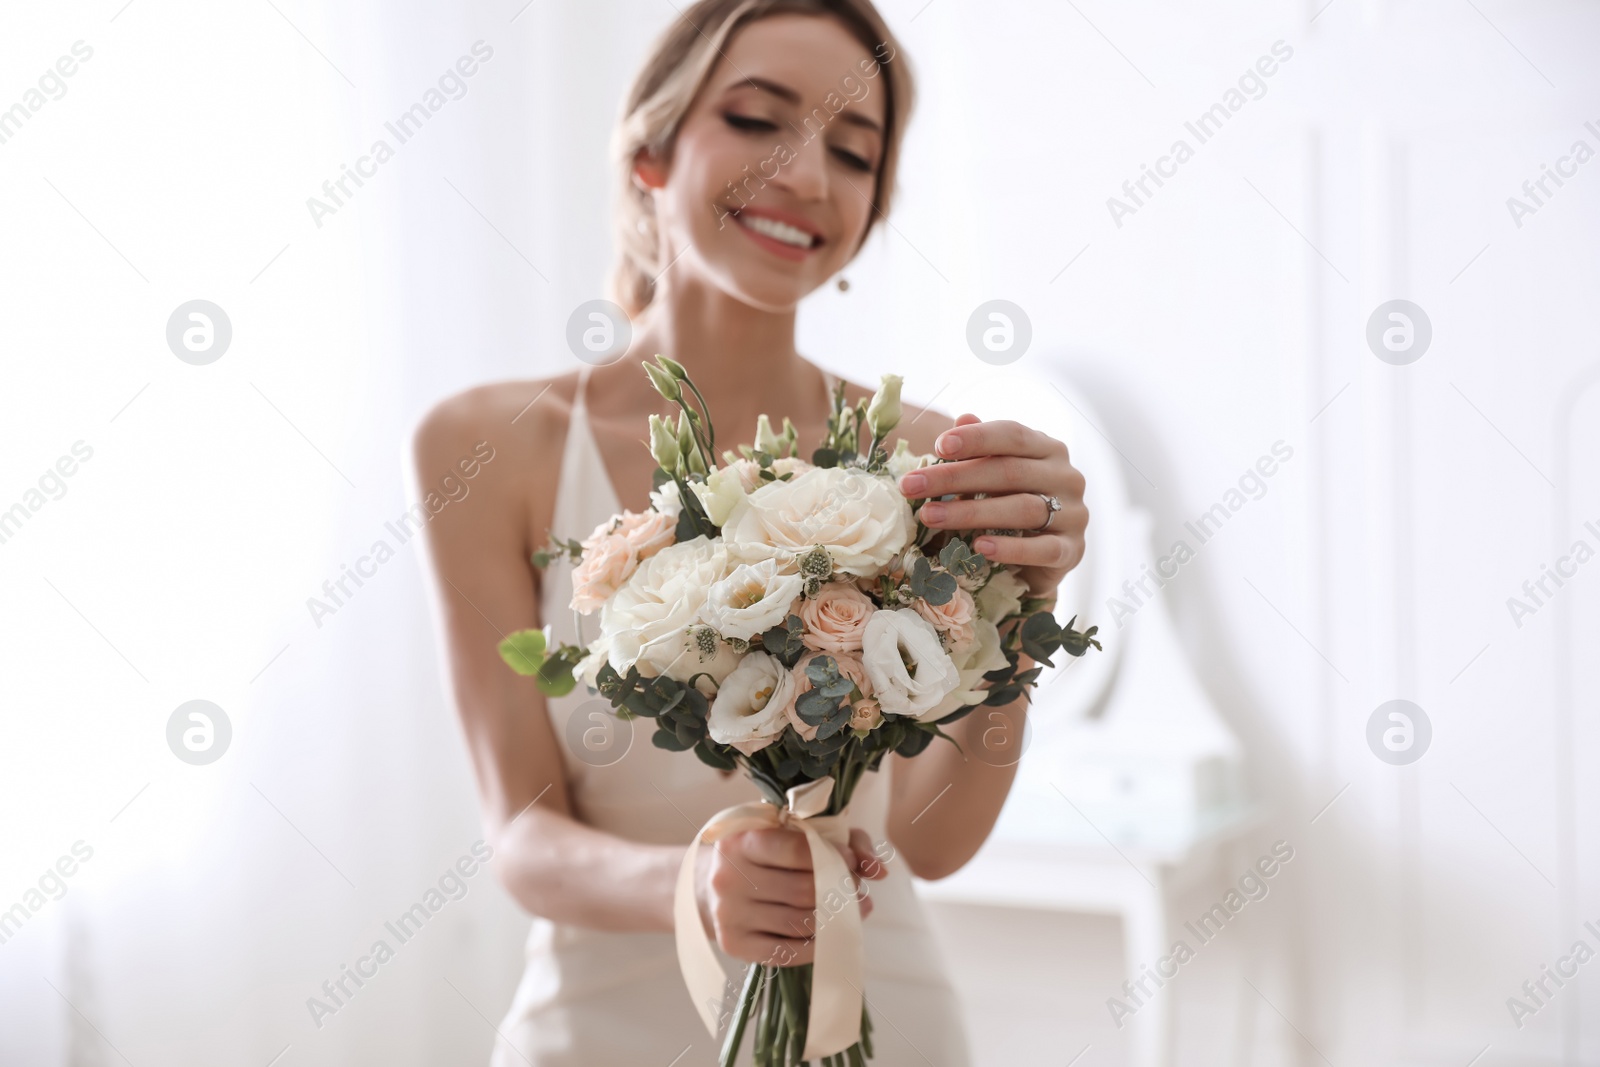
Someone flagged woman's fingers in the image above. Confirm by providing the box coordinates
[849,827,888,879]
[933,417,1059,463]
[733,827,812,869]
[900,454,1060,500]
[916,490,1068,531]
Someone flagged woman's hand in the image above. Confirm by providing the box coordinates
[695,827,887,966]
[898,413,1089,599]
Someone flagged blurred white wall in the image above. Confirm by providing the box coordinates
[1,0,1597,1064]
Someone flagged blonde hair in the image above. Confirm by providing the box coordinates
[608,0,914,315]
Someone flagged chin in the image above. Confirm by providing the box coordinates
[705,261,819,313]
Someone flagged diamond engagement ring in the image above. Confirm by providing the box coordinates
[1034,493,1062,532]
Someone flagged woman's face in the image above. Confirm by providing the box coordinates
[646,15,890,312]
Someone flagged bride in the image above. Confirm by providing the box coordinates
[412,1,1088,1062]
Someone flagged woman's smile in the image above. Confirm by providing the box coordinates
[729,205,826,262]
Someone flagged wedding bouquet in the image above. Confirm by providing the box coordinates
[498,357,1100,1067]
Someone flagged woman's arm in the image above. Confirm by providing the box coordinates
[885,411,1087,879]
[411,384,683,932]
[884,680,1034,882]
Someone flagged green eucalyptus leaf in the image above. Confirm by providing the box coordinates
[497,629,547,676]
[694,742,736,771]
[534,657,577,697]
[652,727,694,751]
[893,727,935,758]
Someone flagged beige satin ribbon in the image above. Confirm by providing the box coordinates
[673,775,863,1060]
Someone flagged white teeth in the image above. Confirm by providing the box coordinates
[739,213,815,248]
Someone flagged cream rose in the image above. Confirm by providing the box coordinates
[595,536,737,690]
[701,558,804,641]
[923,618,1009,723]
[798,582,875,653]
[913,586,977,655]
[709,652,795,755]
[720,465,914,577]
[860,608,962,721]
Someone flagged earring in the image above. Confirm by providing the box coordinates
[836,277,850,292]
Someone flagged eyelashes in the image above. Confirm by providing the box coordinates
[832,148,872,173]
[722,112,876,173]
[724,112,778,133]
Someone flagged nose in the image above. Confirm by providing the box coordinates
[773,123,830,202]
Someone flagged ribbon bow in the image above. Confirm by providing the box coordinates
[672,775,864,1059]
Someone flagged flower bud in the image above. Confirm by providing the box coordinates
[654,354,689,381]
[643,360,682,403]
[867,373,903,437]
[648,413,680,471]
[677,409,695,455]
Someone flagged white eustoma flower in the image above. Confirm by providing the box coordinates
[922,618,1009,723]
[649,478,684,519]
[720,465,914,577]
[701,558,803,641]
[860,607,961,720]
[709,652,796,755]
[688,463,750,526]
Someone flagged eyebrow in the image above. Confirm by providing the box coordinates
[729,75,883,135]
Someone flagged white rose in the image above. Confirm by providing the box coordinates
[649,478,683,519]
[708,652,795,755]
[689,464,750,526]
[598,536,737,689]
[974,566,1029,623]
[721,465,914,577]
[922,618,1009,723]
[701,558,804,641]
[861,607,961,721]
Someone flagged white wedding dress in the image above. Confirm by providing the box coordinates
[491,365,973,1066]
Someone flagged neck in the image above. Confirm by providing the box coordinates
[610,272,830,435]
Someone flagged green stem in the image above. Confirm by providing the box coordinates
[781,967,805,1065]
[680,377,718,464]
[721,963,763,1067]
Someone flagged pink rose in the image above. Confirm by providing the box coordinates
[848,698,882,732]
[781,651,874,741]
[569,531,635,614]
[568,510,678,614]
[831,650,875,699]
[913,586,977,655]
[798,582,876,653]
[616,509,676,561]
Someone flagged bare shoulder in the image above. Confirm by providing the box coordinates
[830,373,956,458]
[410,372,583,543]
